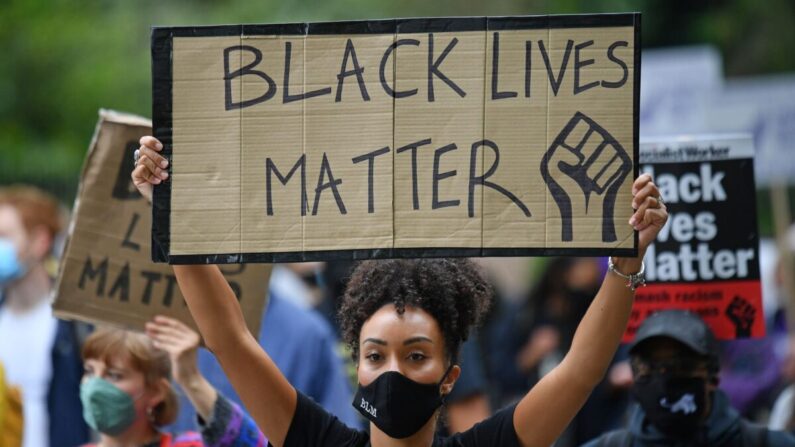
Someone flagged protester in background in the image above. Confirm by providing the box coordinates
[720,226,795,424]
[583,310,795,447]
[127,165,359,432]
[516,258,582,387]
[565,258,632,446]
[269,263,325,310]
[513,257,630,446]
[134,137,667,447]
[717,239,787,420]
[718,324,786,418]
[570,347,633,447]
[317,261,356,337]
[767,224,795,433]
[451,259,571,412]
[0,185,89,447]
[769,333,795,432]
[0,361,23,447]
[81,317,267,447]
[169,288,362,432]
[465,259,541,432]
[509,258,629,446]
[477,286,529,409]
[440,335,491,434]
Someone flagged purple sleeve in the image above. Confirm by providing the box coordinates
[199,394,269,447]
[718,338,782,415]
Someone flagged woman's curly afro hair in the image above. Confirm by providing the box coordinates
[338,258,493,364]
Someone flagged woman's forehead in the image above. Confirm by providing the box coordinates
[0,205,25,238]
[87,353,133,371]
[360,304,443,342]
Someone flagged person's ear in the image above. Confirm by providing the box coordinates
[440,364,461,396]
[146,378,168,411]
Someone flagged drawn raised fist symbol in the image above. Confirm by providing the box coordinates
[540,112,632,242]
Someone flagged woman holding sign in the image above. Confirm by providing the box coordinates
[133,136,667,447]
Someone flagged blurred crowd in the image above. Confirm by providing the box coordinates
[1,183,794,446]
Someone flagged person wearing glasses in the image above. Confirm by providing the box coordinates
[582,310,795,447]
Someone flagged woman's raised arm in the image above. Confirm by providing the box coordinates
[133,136,296,446]
[512,174,668,447]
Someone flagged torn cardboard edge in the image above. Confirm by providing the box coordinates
[53,109,154,321]
[52,109,270,335]
[151,13,641,264]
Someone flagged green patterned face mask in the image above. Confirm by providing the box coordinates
[80,377,140,435]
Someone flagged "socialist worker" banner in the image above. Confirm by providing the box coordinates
[624,134,764,341]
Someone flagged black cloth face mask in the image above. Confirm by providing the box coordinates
[631,373,708,439]
[353,365,453,439]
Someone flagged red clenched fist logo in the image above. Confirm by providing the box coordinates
[725,295,756,338]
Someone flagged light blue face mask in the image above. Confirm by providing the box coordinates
[80,377,141,436]
[0,238,27,286]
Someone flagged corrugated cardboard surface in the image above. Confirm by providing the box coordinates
[53,109,270,333]
[156,15,639,263]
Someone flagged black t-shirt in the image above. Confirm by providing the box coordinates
[284,391,522,446]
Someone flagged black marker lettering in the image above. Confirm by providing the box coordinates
[162,274,178,307]
[380,39,420,98]
[396,139,432,210]
[524,41,532,98]
[224,45,276,110]
[352,146,391,213]
[312,153,346,216]
[539,39,573,96]
[108,262,130,302]
[121,213,141,252]
[140,271,162,305]
[428,34,466,102]
[468,140,531,218]
[228,281,243,302]
[574,40,598,95]
[601,41,629,89]
[336,39,370,102]
[79,256,108,297]
[266,155,308,216]
[113,141,143,200]
[432,143,460,209]
[491,32,517,100]
[283,41,332,103]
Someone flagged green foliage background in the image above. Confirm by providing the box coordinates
[1,0,793,215]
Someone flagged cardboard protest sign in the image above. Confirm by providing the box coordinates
[53,109,270,333]
[624,135,764,342]
[151,14,640,264]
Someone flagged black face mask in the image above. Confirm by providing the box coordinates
[353,366,452,439]
[631,373,708,439]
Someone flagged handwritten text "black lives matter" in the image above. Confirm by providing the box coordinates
[222,32,629,218]
[223,32,630,108]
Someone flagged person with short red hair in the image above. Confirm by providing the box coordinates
[0,185,89,447]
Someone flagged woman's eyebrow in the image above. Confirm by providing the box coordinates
[107,363,129,373]
[403,336,433,346]
[363,337,387,346]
